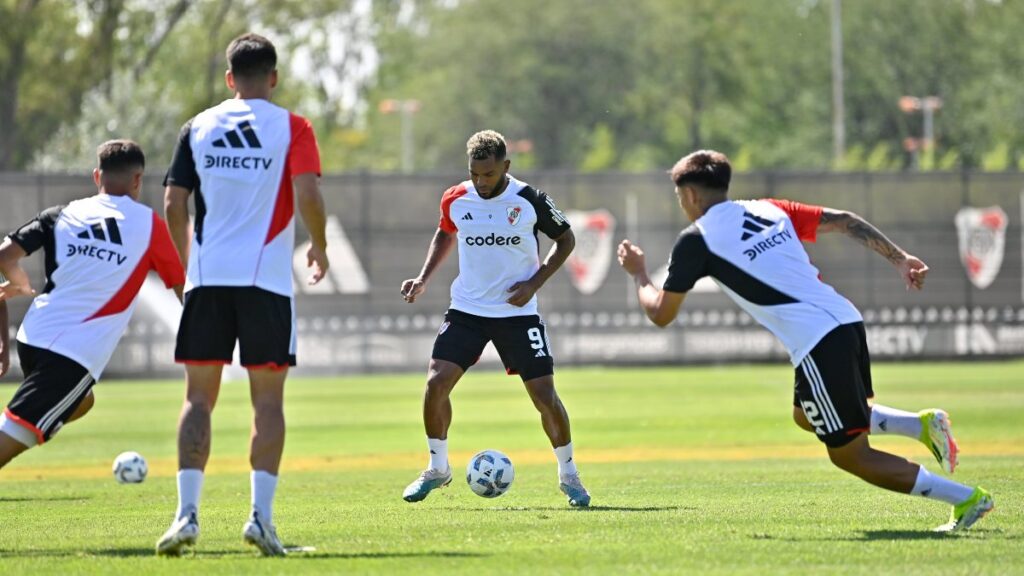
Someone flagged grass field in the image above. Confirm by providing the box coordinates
[0,361,1022,574]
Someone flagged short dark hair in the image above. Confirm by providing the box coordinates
[97,140,145,173]
[466,130,507,161]
[670,150,731,192]
[226,33,277,79]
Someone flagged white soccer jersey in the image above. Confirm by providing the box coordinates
[10,195,185,378]
[164,98,321,297]
[438,175,571,317]
[664,199,862,365]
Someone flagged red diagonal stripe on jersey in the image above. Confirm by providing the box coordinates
[85,223,154,322]
[265,163,293,245]
[265,114,310,245]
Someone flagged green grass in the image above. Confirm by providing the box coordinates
[0,361,1022,574]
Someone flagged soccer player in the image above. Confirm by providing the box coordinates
[156,33,329,557]
[617,149,993,532]
[399,130,590,507]
[0,140,184,468]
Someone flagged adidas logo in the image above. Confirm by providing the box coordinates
[461,213,473,221]
[212,120,262,149]
[534,349,546,358]
[76,218,122,245]
[740,211,775,241]
[879,420,888,432]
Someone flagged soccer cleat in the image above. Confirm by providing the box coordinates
[559,473,591,507]
[155,511,199,556]
[934,486,994,533]
[243,510,286,557]
[402,467,452,502]
[919,409,959,474]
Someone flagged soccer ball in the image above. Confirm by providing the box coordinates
[112,451,148,484]
[466,449,514,498]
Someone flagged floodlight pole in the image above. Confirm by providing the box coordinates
[831,0,845,167]
[379,99,421,173]
[899,96,942,170]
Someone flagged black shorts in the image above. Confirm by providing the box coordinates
[432,309,555,381]
[792,322,874,448]
[2,342,95,445]
[175,286,296,369]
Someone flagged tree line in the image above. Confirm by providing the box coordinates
[2,0,1022,173]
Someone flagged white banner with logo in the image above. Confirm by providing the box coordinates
[954,205,1008,290]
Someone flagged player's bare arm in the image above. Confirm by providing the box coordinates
[0,238,34,302]
[818,208,928,290]
[402,229,456,303]
[164,186,191,271]
[295,172,329,285]
[507,228,575,307]
[0,299,8,377]
[616,239,686,327]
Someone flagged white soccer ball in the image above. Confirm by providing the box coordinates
[112,451,148,484]
[466,449,514,498]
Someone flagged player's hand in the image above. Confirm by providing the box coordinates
[401,277,427,303]
[897,254,929,291]
[617,239,647,276]
[306,244,329,285]
[506,280,539,307]
[0,342,8,378]
[0,279,34,301]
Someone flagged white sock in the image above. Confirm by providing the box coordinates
[554,442,578,477]
[427,437,448,471]
[175,469,204,520]
[870,404,922,438]
[251,470,278,525]
[910,466,974,505]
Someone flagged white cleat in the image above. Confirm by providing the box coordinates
[156,511,199,556]
[402,467,453,502]
[243,511,286,557]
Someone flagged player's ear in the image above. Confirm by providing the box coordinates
[131,171,143,198]
[503,158,510,172]
[225,70,235,91]
[269,69,278,89]
[92,168,101,188]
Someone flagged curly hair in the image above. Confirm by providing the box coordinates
[466,130,507,161]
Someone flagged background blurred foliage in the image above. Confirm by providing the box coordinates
[2,0,1022,173]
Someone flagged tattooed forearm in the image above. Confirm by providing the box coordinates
[820,210,906,265]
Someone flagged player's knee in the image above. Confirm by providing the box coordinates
[827,439,869,473]
[525,380,559,411]
[425,370,458,396]
[185,393,216,414]
[252,400,284,421]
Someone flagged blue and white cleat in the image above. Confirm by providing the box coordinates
[559,473,591,507]
[243,510,285,557]
[402,467,452,502]
[156,511,199,556]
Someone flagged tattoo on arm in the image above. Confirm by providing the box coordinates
[820,210,905,265]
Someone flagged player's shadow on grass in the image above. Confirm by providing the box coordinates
[0,548,488,559]
[0,496,90,503]
[471,505,689,513]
